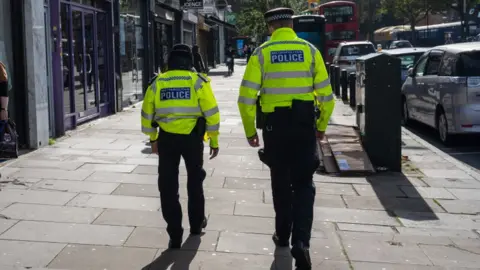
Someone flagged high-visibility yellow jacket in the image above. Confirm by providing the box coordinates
[141,70,220,148]
[237,28,335,138]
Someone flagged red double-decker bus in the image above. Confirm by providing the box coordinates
[316,1,359,63]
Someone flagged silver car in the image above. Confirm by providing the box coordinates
[332,41,376,74]
[402,42,480,145]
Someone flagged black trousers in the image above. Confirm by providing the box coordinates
[157,128,207,240]
[262,104,318,248]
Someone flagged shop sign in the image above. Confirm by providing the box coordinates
[181,0,204,9]
[226,12,236,25]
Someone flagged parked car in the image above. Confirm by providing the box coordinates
[332,41,376,74]
[389,40,413,49]
[402,42,480,145]
[382,47,430,83]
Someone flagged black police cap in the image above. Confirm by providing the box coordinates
[264,7,294,23]
[172,44,192,53]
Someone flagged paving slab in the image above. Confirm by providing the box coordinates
[84,171,157,184]
[420,244,480,268]
[400,186,457,199]
[314,207,400,226]
[343,195,446,212]
[435,199,480,214]
[67,194,160,211]
[32,179,120,194]
[420,177,480,188]
[8,160,85,170]
[0,240,66,268]
[9,168,93,181]
[0,221,133,246]
[264,192,347,208]
[352,262,448,269]
[48,244,157,270]
[353,184,407,197]
[0,190,77,205]
[0,204,103,224]
[0,219,18,235]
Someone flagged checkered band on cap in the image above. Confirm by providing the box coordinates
[266,13,293,22]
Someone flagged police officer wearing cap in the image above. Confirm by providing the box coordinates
[237,7,335,270]
[141,44,221,249]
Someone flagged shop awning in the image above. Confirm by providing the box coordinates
[205,15,237,31]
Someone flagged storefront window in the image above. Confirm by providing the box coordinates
[183,23,193,46]
[0,0,15,116]
[119,0,144,106]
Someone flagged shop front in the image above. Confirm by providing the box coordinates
[152,6,175,74]
[0,0,27,145]
[117,0,148,108]
[50,0,115,134]
[196,14,211,67]
[182,12,197,46]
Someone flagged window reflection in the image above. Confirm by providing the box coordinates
[119,0,143,106]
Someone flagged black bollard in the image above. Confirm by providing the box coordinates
[334,66,341,96]
[326,62,331,75]
[341,69,348,101]
[349,72,356,109]
[330,65,336,93]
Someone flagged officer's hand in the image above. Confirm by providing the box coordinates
[247,134,260,148]
[151,141,158,155]
[209,147,219,160]
[316,131,326,142]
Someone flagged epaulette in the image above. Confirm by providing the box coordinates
[148,74,158,85]
[197,73,208,82]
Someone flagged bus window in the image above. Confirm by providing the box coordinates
[323,5,354,23]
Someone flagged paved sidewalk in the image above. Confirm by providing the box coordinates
[0,60,480,270]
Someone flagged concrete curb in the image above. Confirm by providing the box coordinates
[402,127,480,181]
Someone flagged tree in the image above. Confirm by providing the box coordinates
[379,0,453,44]
[236,0,307,41]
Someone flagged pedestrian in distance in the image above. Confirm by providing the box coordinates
[141,44,221,249]
[237,7,335,270]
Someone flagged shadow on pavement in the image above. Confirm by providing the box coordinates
[406,121,480,171]
[366,172,438,221]
[142,235,202,270]
[270,246,293,270]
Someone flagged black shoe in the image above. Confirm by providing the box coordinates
[168,239,182,249]
[272,232,289,247]
[190,217,208,235]
[291,243,312,270]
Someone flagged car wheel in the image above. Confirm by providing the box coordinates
[437,111,452,145]
[401,98,410,126]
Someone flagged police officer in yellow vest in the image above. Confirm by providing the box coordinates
[141,44,220,249]
[237,8,334,270]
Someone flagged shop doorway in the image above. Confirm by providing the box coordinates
[60,2,110,128]
[154,21,173,73]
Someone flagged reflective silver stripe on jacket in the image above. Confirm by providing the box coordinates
[314,78,330,90]
[206,123,220,131]
[203,106,219,117]
[317,94,334,102]
[238,96,257,105]
[141,126,157,133]
[194,77,204,91]
[151,79,158,95]
[141,110,154,121]
[262,86,313,95]
[155,107,202,114]
[155,115,198,123]
[264,71,311,79]
[305,42,317,76]
[241,80,261,90]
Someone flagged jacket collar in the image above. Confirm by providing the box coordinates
[270,28,297,40]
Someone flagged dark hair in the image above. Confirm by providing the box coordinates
[192,45,199,53]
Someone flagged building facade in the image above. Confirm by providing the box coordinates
[0,0,235,151]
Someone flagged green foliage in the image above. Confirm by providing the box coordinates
[236,0,307,40]
[379,0,452,26]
